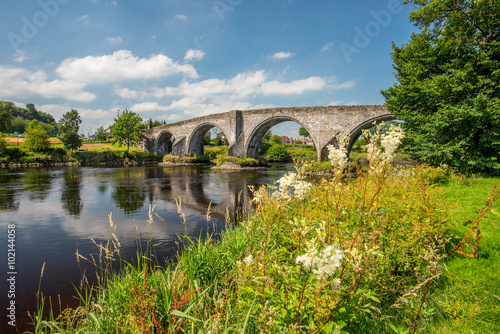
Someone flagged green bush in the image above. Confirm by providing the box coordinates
[216,155,267,167]
[0,133,7,155]
[163,154,211,164]
[265,143,291,161]
[204,146,228,160]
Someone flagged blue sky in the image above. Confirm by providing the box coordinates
[0,0,417,138]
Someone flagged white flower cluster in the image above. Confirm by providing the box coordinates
[273,172,312,201]
[296,243,345,279]
[243,254,253,265]
[367,126,405,164]
[327,135,349,172]
[380,127,404,162]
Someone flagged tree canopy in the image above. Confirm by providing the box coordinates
[299,127,311,139]
[95,126,107,142]
[110,109,146,153]
[382,0,500,175]
[58,109,83,153]
[24,125,50,152]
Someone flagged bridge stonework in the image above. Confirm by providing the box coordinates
[143,105,395,161]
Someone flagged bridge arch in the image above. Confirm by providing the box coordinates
[320,114,398,160]
[187,122,231,156]
[156,130,175,155]
[244,116,317,159]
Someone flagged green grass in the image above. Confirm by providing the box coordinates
[421,177,500,333]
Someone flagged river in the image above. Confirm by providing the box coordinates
[0,164,291,333]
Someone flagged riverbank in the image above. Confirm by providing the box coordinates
[27,158,500,333]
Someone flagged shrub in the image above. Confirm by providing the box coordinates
[265,143,291,161]
[0,133,7,155]
[24,126,51,152]
[204,146,228,160]
[216,155,267,167]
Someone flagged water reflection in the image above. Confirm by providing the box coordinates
[61,168,83,217]
[0,165,289,334]
[0,170,20,211]
[22,169,55,201]
[111,168,146,214]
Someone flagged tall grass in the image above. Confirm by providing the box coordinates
[28,126,500,333]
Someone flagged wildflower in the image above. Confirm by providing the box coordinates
[243,254,253,265]
[380,126,404,162]
[327,134,349,172]
[273,172,311,201]
[327,144,348,171]
[296,243,345,280]
[294,180,312,200]
[273,172,296,200]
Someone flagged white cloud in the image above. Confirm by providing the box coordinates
[269,51,295,60]
[13,50,29,63]
[320,42,334,52]
[175,14,187,20]
[261,77,327,95]
[0,66,96,102]
[329,80,355,89]
[77,15,90,24]
[56,50,198,84]
[184,49,205,61]
[116,70,354,119]
[106,36,123,45]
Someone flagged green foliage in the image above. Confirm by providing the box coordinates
[3,101,58,135]
[288,147,317,159]
[162,154,211,164]
[270,134,282,144]
[0,133,6,155]
[216,155,267,167]
[11,116,29,134]
[265,143,291,161]
[202,134,211,145]
[382,0,500,175]
[94,126,107,142]
[24,125,50,152]
[0,101,14,133]
[204,146,228,160]
[111,109,146,153]
[58,109,83,153]
[299,126,311,138]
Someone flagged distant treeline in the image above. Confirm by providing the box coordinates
[0,101,58,136]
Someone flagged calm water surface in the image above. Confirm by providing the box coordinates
[0,164,291,333]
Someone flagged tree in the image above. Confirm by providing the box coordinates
[202,134,211,145]
[11,116,29,134]
[24,125,50,152]
[299,127,311,139]
[0,133,7,155]
[262,130,272,142]
[270,135,282,145]
[0,101,14,133]
[382,0,500,175]
[110,109,146,154]
[95,126,107,142]
[58,109,83,153]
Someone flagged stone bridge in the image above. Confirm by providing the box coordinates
[143,105,395,160]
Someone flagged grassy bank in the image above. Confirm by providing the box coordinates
[27,156,500,333]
